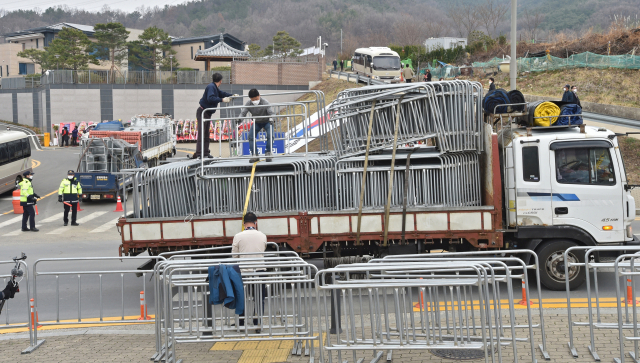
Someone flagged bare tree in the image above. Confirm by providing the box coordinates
[477,0,509,37]
[424,19,447,38]
[522,10,545,42]
[393,15,426,45]
[446,6,466,37]
[447,4,482,39]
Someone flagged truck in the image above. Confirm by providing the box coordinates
[115,91,638,291]
[77,117,176,201]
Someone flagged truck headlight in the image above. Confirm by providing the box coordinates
[394,76,400,80]
[373,76,380,80]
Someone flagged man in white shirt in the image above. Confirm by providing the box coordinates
[232,212,267,331]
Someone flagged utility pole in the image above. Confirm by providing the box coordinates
[340,29,343,54]
[510,0,517,90]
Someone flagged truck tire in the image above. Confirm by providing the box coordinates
[536,240,585,291]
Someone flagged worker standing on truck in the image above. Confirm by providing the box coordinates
[238,89,276,163]
[232,212,267,331]
[194,72,238,159]
[58,170,82,226]
[19,171,39,232]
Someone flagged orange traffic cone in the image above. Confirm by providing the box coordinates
[114,196,124,212]
[77,200,84,212]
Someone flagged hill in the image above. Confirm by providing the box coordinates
[1,0,639,58]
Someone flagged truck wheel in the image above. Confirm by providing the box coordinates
[536,240,585,291]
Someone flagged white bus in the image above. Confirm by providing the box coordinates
[0,131,32,194]
[351,47,401,83]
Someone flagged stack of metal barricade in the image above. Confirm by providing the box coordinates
[125,82,485,218]
[127,114,174,150]
[78,138,140,173]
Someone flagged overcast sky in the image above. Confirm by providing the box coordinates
[0,0,184,14]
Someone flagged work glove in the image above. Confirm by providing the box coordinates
[222,97,231,103]
[2,281,18,299]
[233,94,240,97]
[58,195,63,203]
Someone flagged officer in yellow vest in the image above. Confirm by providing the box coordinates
[58,170,82,226]
[19,171,40,232]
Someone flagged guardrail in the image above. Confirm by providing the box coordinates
[329,70,389,85]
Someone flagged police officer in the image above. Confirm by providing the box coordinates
[58,170,82,226]
[19,171,39,232]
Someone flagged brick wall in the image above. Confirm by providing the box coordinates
[232,60,322,85]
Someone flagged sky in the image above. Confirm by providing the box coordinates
[0,0,183,13]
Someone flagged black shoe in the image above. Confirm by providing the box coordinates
[30,228,39,232]
[22,229,30,232]
[71,223,80,226]
[249,158,259,163]
[265,152,273,162]
[206,154,214,158]
[64,222,68,226]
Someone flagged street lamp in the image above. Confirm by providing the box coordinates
[510,0,517,90]
[55,54,60,71]
[169,55,174,73]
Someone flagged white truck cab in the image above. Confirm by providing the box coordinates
[503,125,638,289]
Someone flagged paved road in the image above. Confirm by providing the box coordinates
[2,137,640,326]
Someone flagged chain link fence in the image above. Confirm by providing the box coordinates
[473,51,640,73]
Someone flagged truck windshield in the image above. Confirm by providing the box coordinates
[373,56,400,70]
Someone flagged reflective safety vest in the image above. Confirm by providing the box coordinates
[19,179,34,203]
[59,178,82,202]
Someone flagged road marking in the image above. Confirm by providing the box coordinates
[89,216,122,233]
[0,216,22,229]
[2,212,65,236]
[40,212,64,223]
[32,159,41,168]
[47,211,107,234]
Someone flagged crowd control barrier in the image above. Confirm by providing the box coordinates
[564,246,640,361]
[152,251,320,363]
[316,254,542,363]
[23,256,168,353]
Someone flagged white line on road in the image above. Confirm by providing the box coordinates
[40,212,64,223]
[0,216,22,229]
[47,211,108,235]
[2,212,66,236]
[89,216,122,233]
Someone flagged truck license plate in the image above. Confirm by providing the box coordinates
[90,195,101,200]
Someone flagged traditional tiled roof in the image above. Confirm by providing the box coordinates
[194,34,249,59]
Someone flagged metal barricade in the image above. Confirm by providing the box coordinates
[614,253,640,363]
[315,258,537,363]
[152,251,320,363]
[564,246,640,361]
[26,256,167,353]
[1,259,45,354]
[380,250,551,360]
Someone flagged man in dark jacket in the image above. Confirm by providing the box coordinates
[489,78,496,91]
[58,170,82,226]
[339,59,344,71]
[61,127,69,147]
[195,73,237,159]
[561,84,576,103]
[332,59,337,71]
[423,69,432,82]
[71,126,79,146]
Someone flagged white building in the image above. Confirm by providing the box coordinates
[424,37,467,51]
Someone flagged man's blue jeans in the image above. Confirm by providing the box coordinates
[248,121,273,156]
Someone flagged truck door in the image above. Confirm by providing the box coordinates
[550,140,624,242]
[515,141,553,226]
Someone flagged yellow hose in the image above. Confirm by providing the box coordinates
[533,102,561,127]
